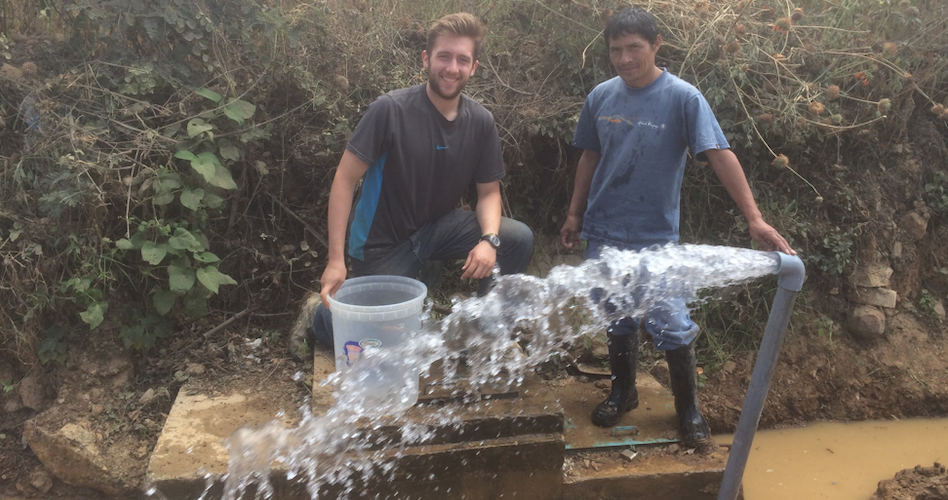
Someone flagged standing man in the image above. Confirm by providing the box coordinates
[290,13,534,358]
[560,7,795,446]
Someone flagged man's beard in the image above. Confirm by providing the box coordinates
[427,68,466,100]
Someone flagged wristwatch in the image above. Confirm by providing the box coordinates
[480,233,501,249]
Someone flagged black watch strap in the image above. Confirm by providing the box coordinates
[480,233,501,249]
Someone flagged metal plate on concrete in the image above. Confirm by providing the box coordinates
[558,373,680,450]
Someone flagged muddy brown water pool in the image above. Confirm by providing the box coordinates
[715,418,948,499]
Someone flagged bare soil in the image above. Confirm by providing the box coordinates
[870,463,948,500]
[3,283,947,500]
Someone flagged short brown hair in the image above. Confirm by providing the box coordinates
[426,13,486,61]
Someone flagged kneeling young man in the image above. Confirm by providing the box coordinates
[291,13,534,358]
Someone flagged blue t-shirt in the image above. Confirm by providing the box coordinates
[572,71,729,246]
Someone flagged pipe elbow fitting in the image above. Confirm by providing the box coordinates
[773,252,805,291]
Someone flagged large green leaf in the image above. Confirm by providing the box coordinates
[141,241,169,265]
[203,193,224,209]
[79,302,107,330]
[223,99,255,125]
[168,228,202,252]
[189,152,219,182]
[194,251,221,263]
[116,238,134,250]
[129,231,147,249]
[155,173,182,190]
[196,266,237,294]
[217,138,239,161]
[187,118,214,138]
[153,289,176,315]
[195,87,222,103]
[168,262,196,292]
[154,190,175,205]
[179,188,205,211]
[174,150,198,161]
[209,164,238,190]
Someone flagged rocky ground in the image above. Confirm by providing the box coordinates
[870,463,948,500]
[2,273,946,499]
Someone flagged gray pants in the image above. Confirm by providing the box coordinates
[313,209,534,346]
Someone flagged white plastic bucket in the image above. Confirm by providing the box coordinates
[327,275,427,411]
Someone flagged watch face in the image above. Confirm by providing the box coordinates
[482,234,501,248]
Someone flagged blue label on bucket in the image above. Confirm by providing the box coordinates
[342,338,382,367]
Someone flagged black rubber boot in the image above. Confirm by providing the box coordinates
[666,343,711,446]
[591,332,639,427]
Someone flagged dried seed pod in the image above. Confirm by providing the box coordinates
[773,17,792,33]
[21,62,37,75]
[735,23,746,36]
[791,7,805,22]
[772,154,790,168]
[694,1,710,18]
[725,40,741,54]
[940,110,948,121]
[877,98,891,113]
[930,104,945,115]
[809,101,826,115]
[826,85,840,100]
[831,114,843,125]
[334,75,349,92]
[506,28,519,40]
[883,42,898,57]
[756,113,774,124]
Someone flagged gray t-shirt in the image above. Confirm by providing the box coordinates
[572,71,729,246]
[345,85,505,261]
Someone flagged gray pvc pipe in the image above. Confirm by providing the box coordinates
[717,252,805,500]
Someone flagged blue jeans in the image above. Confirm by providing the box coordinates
[585,239,698,351]
[312,209,534,346]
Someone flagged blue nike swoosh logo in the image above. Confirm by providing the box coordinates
[436,145,449,150]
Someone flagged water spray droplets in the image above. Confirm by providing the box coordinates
[202,245,778,500]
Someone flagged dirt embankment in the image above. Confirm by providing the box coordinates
[871,463,948,500]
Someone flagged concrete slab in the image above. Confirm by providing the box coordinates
[563,449,730,500]
[559,373,681,449]
[149,345,565,499]
[147,388,300,498]
[148,343,730,500]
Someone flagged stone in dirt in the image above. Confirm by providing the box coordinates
[185,363,206,376]
[22,420,135,495]
[848,305,886,340]
[850,264,894,288]
[17,373,47,411]
[139,388,155,405]
[852,287,898,309]
[934,300,947,322]
[30,467,53,494]
[902,211,928,241]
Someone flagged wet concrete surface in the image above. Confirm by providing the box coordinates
[147,344,731,499]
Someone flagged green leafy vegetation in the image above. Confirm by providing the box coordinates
[0,0,946,369]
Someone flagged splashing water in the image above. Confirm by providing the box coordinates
[149,244,780,500]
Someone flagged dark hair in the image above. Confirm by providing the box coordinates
[604,7,660,47]
[426,13,487,61]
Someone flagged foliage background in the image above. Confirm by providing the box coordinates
[1,0,947,371]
